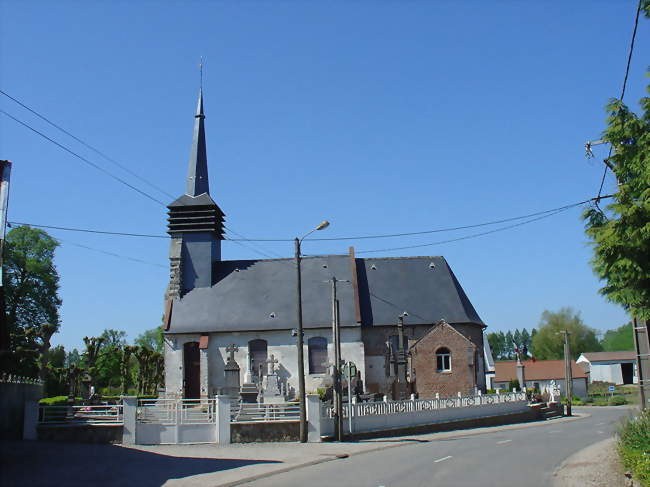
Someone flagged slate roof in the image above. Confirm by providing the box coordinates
[493,360,587,382]
[167,255,485,333]
[580,351,637,363]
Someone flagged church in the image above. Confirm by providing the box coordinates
[162,90,488,401]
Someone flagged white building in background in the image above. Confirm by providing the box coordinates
[577,351,638,385]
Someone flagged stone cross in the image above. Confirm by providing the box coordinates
[266,354,279,375]
[226,344,239,363]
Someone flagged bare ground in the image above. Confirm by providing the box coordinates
[553,437,634,487]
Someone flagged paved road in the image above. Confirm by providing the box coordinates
[240,407,632,487]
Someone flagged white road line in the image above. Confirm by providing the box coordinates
[548,430,561,433]
[597,430,604,434]
[596,422,606,426]
[434,455,453,463]
[496,439,512,445]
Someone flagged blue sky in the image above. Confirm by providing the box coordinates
[0,1,647,351]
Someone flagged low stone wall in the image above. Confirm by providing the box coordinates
[0,382,43,440]
[321,400,540,439]
[231,421,299,443]
[37,425,123,444]
[335,407,541,440]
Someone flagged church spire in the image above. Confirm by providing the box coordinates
[186,89,209,197]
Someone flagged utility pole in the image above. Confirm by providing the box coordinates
[331,277,343,441]
[632,317,649,410]
[396,315,408,400]
[0,160,12,353]
[294,238,307,443]
[562,330,573,416]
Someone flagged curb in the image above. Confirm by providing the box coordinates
[214,413,590,487]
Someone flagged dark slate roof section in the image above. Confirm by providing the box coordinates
[167,255,485,333]
[169,255,357,333]
[358,256,484,327]
[168,192,220,208]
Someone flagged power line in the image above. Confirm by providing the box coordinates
[354,207,572,255]
[56,238,167,269]
[0,89,175,200]
[8,194,614,243]
[0,109,168,207]
[223,225,286,259]
[595,0,642,201]
[8,221,167,238]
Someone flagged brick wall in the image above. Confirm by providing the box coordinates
[411,322,477,398]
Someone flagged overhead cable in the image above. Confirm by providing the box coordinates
[0,89,175,200]
[1,109,168,207]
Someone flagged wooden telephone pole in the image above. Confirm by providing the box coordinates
[562,330,573,417]
[632,317,649,410]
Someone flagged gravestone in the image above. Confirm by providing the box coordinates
[223,344,241,400]
[261,355,285,403]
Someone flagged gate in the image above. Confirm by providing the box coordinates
[136,398,217,444]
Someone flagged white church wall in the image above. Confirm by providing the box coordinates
[165,328,366,398]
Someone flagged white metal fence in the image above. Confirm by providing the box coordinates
[323,392,527,419]
[137,398,217,425]
[230,402,300,423]
[39,403,123,425]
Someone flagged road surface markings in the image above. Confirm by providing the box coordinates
[548,430,561,433]
[596,422,606,426]
[597,430,604,434]
[496,439,512,445]
[434,456,453,463]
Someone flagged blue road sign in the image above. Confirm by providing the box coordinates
[608,385,616,392]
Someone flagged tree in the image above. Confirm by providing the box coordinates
[505,331,514,360]
[2,226,62,376]
[134,327,164,353]
[531,308,602,360]
[487,332,504,360]
[601,322,635,352]
[65,348,81,367]
[94,329,127,390]
[583,58,650,320]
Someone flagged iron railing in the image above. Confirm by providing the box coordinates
[323,392,527,419]
[39,403,123,425]
[230,402,300,423]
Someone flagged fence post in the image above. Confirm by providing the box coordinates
[215,395,231,445]
[122,396,137,445]
[306,394,323,442]
[22,400,39,440]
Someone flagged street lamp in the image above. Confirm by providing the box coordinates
[295,220,330,443]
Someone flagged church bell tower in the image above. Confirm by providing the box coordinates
[166,89,225,298]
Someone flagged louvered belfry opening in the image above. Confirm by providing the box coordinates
[167,200,225,237]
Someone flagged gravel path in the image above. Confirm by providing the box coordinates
[553,437,629,487]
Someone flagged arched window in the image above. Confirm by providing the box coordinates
[436,347,451,372]
[248,339,268,382]
[308,337,328,374]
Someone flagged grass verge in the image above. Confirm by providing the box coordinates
[619,409,650,487]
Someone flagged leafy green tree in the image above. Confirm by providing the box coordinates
[65,348,80,367]
[601,322,635,352]
[93,330,127,390]
[531,308,602,360]
[2,226,62,376]
[583,70,650,320]
[521,328,531,349]
[134,327,164,353]
[487,332,503,360]
[505,331,514,360]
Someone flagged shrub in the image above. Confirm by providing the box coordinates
[619,410,650,486]
[39,396,82,406]
[608,395,627,406]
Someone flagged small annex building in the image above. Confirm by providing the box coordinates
[161,90,489,401]
[493,360,588,399]
[576,351,638,385]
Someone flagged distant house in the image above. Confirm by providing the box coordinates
[484,339,496,390]
[493,360,588,399]
[576,351,638,385]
